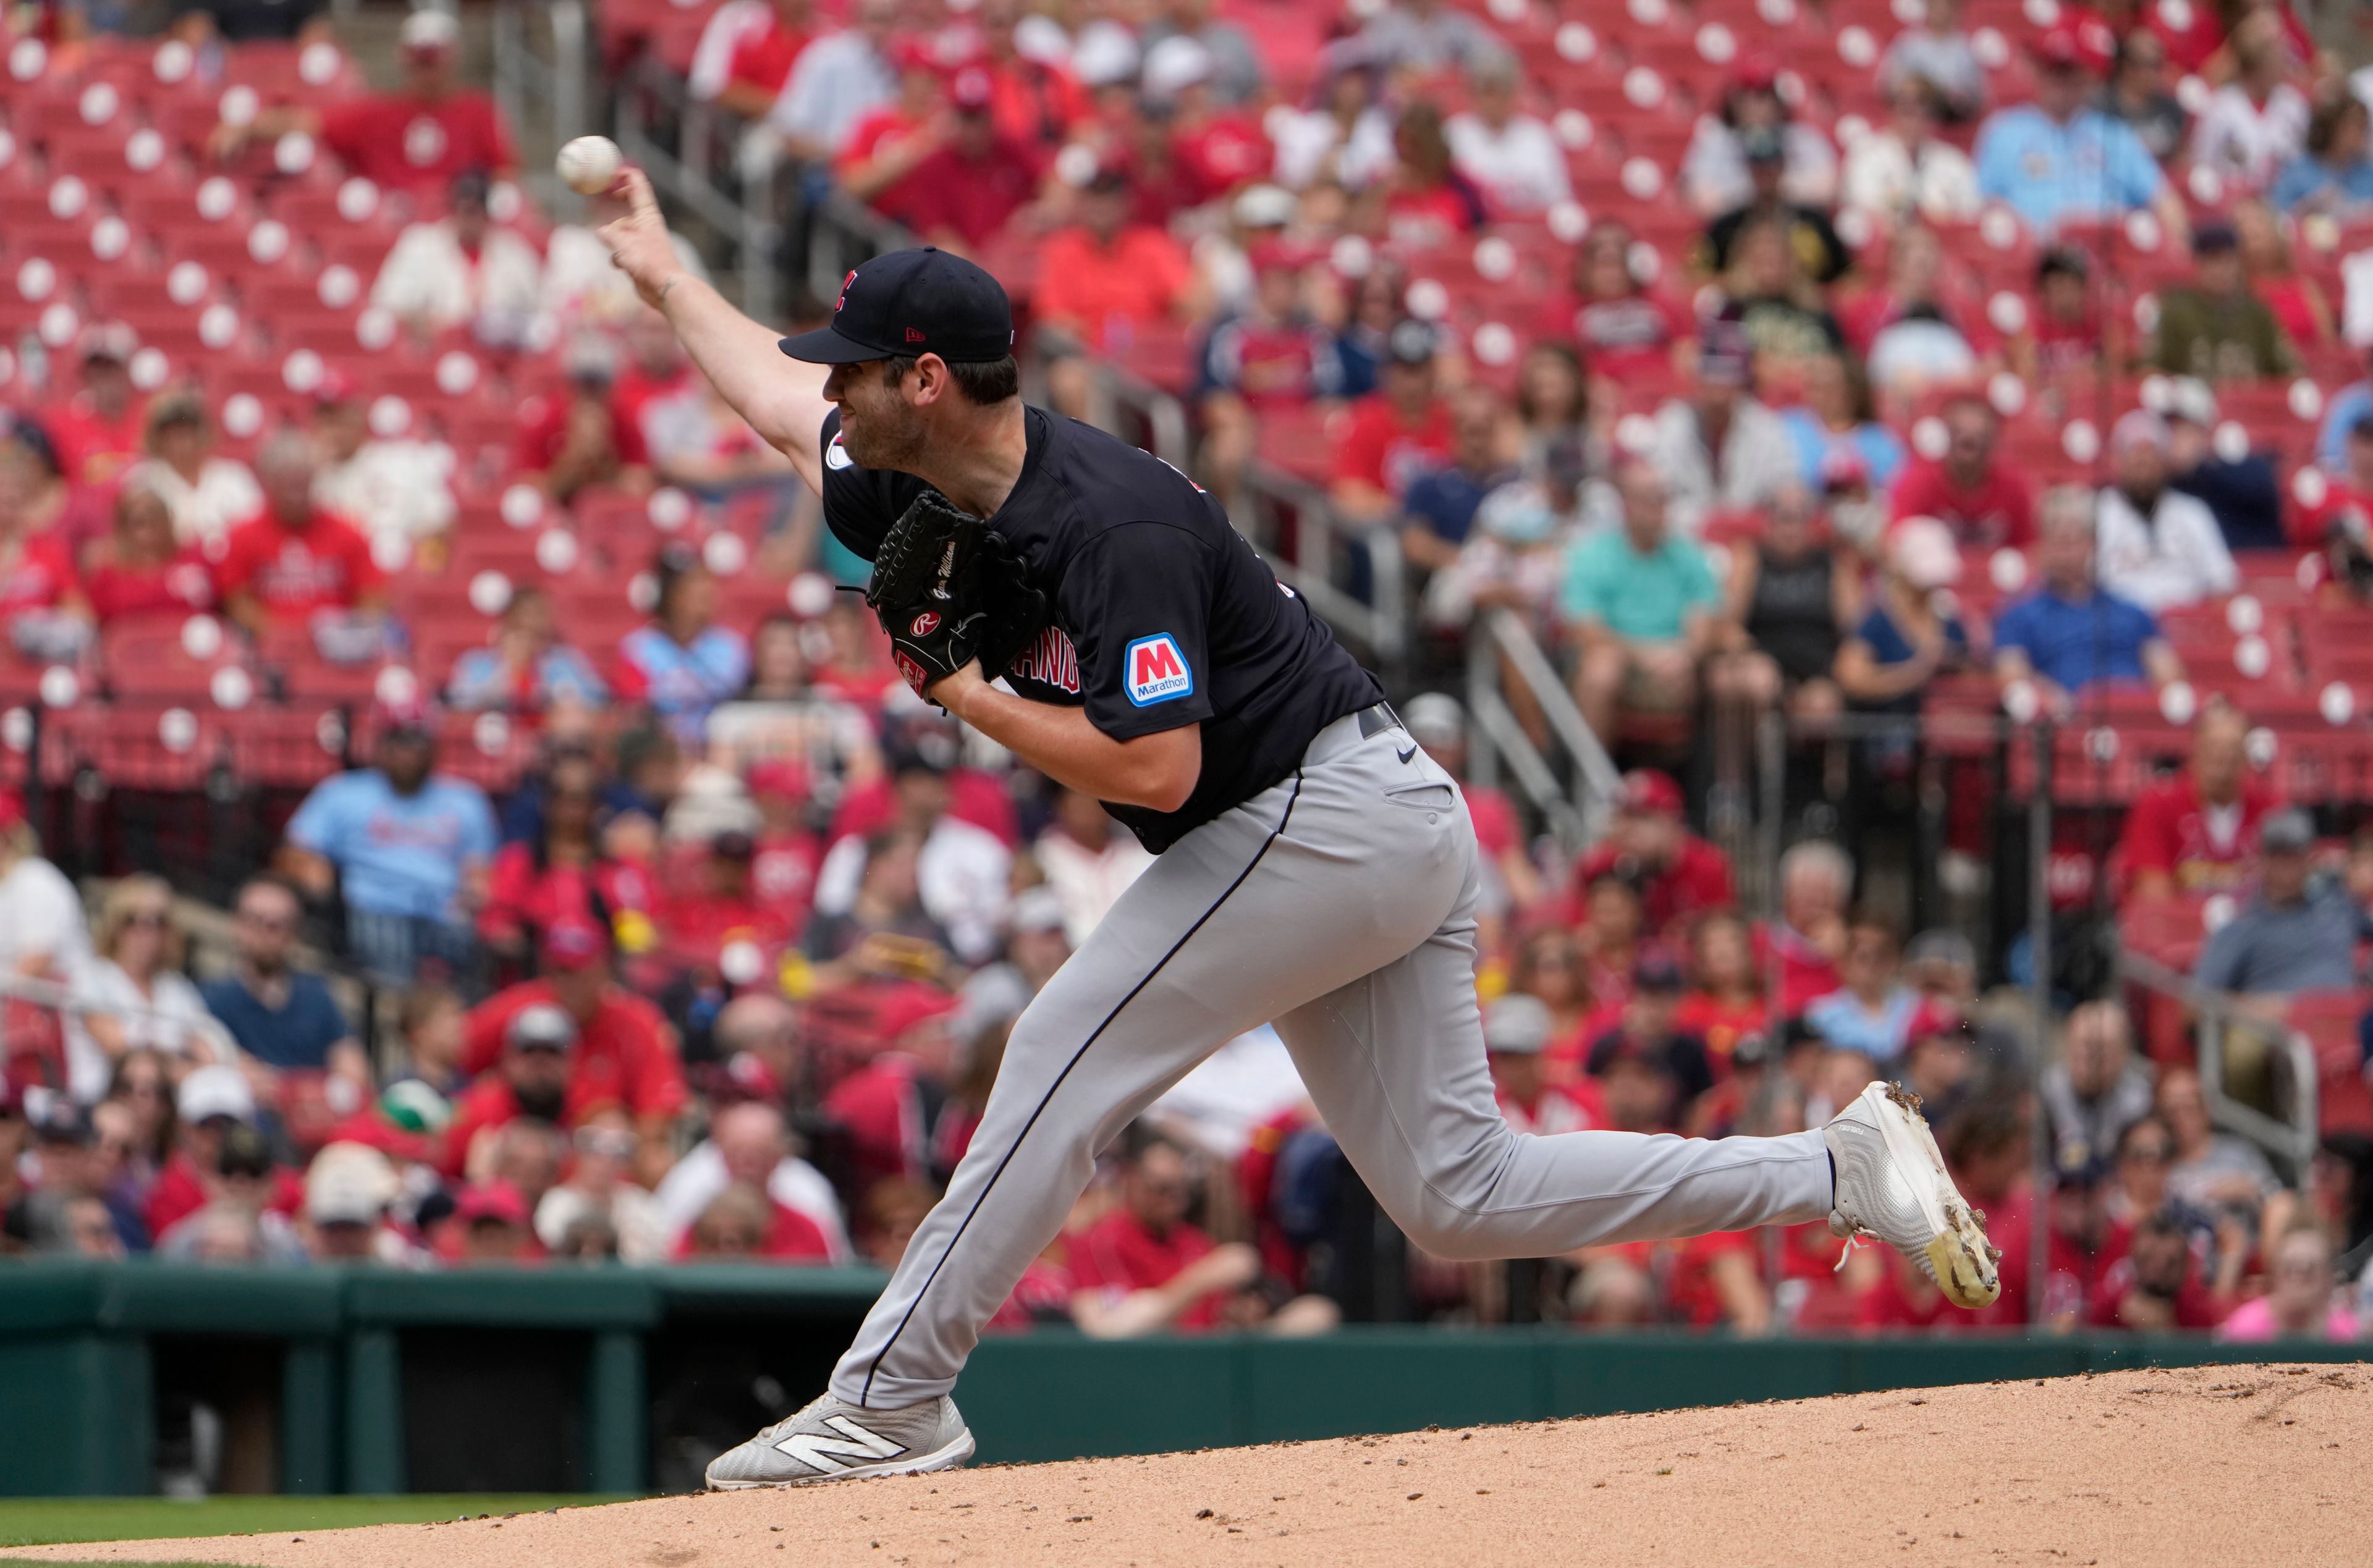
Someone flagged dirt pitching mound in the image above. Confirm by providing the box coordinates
[13,1362,2373,1568]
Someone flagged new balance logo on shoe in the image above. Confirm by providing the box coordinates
[771,1415,905,1473]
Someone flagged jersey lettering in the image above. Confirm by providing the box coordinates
[824,432,854,471]
[1124,634,1195,706]
[771,1415,904,1473]
[1007,625,1081,693]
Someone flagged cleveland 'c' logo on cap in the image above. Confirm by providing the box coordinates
[835,269,857,312]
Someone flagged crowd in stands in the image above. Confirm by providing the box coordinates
[2,0,2373,1340]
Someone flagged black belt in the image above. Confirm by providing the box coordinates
[1355,701,1402,740]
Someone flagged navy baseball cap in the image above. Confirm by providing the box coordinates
[779,247,1015,366]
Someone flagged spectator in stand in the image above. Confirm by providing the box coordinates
[78,877,227,1084]
[281,694,495,986]
[1699,132,1850,287]
[764,0,897,164]
[1380,101,1487,247]
[172,0,333,44]
[199,877,368,1105]
[2189,11,2309,192]
[515,334,651,503]
[1975,23,2183,240]
[2097,28,2188,164]
[1889,390,2036,551]
[311,374,457,559]
[447,586,609,717]
[1710,211,1848,388]
[1424,436,1589,640]
[1646,327,1796,537]
[1712,484,1855,727]
[2218,1219,2357,1339]
[1573,874,1647,1009]
[2040,999,2157,1175]
[1143,36,1273,214]
[1034,168,1202,416]
[640,369,793,499]
[1444,57,1568,216]
[2162,377,2286,552]
[2121,701,2277,903]
[651,1095,848,1258]
[1070,1126,1335,1336]
[2008,248,2110,392]
[2094,411,2239,612]
[534,1111,667,1263]
[1842,77,1982,230]
[1833,519,1971,752]
[460,924,687,1184]
[1398,388,1516,578]
[1193,242,1358,508]
[617,548,751,745]
[0,788,90,1085]
[1565,222,1692,384]
[687,0,811,121]
[1032,788,1156,945]
[1328,320,1452,528]
[1780,353,1904,492]
[2154,219,2298,381]
[0,418,66,550]
[1570,769,1734,935]
[814,741,1011,966]
[127,394,258,552]
[2089,1210,2222,1328]
[391,983,469,1098]
[1803,917,1937,1066]
[1586,953,1715,1120]
[2235,196,2332,350]
[1354,0,1511,77]
[446,1182,535,1263]
[157,1121,307,1264]
[1140,0,1263,106]
[2271,89,2373,214]
[1675,911,1767,1069]
[1271,56,1395,192]
[1564,458,1724,740]
[213,429,383,638]
[1510,343,1590,468]
[868,65,1047,256]
[2157,1067,2283,1241]
[1879,0,1986,119]
[832,39,948,205]
[2196,807,2363,998]
[79,484,215,628]
[216,9,515,193]
[1680,55,1839,220]
[46,324,144,488]
[1484,995,1594,1136]
[476,746,633,966]
[369,170,543,345]
[1762,839,1851,1015]
[1995,486,2183,703]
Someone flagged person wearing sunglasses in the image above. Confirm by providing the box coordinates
[80,877,231,1089]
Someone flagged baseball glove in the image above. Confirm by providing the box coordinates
[866,488,1047,697]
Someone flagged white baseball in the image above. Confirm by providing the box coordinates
[556,135,623,196]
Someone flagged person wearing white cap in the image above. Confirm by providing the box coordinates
[212,6,518,193]
[2093,408,2237,612]
[1483,995,1595,1137]
[1140,0,1264,106]
[303,1142,418,1265]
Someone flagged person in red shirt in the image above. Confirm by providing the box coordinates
[515,333,653,502]
[2008,247,2111,392]
[43,324,145,489]
[690,0,812,121]
[81,483,216,626]
[1142,36,1270,209]
[2086,1209,2223,1328]
[460,922,688,1182]
[1381,102,1487,248]
[1329,320,1454,526]
[614,310,695,444]
[212,429,384,636]
[1566,221,1695,386]
[675,1180,834,1260]
[478,749,640,969]
[1568,769,1737,937]
[1754,837,1851,1016]
[2120,700,2278,903]
[973,0,1089,154]
[217,9,517,193]
[1673,911,1768,1070]
[1887,389,2037,552]
[660,825,797,976]
[1036,169,1200,355]
[1068,1129,1333,1334]
[440,1000,581,1178]
[868,65,1046,255]
[1484,995,1599,1136]
[1401,692,1541,922]
[835,41,951,203]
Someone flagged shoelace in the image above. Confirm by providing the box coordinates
[1833,1229,1872,1275]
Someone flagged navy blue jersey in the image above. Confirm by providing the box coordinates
[819,406,1382,850]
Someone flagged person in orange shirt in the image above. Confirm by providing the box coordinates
[1037,169,1206,416]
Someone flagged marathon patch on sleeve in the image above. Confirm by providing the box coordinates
[1123,633,1195,707]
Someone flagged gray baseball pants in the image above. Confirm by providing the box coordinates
[831,708,1836,1408]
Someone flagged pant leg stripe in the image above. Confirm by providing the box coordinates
[857,771,1305,1406]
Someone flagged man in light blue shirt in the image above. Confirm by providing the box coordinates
[766,0,899,161]
[281,698,498,987]
[1973,24,2185,241]
[2314,351,2373,471]
[1563,457,1722,741]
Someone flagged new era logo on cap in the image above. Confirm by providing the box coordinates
[1123,634,1194,707]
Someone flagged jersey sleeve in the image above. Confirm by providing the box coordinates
[1060,522,1218,739]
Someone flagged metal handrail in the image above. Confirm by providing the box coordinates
[490,0,590,211]
[2117,944,2321,1183]
[1463,607,1621,853]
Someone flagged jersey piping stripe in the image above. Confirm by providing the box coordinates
[857,770,1306,1406]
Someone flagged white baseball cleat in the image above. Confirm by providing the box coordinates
[704,1393,975,1489]
[1822,1080,2002,1309]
